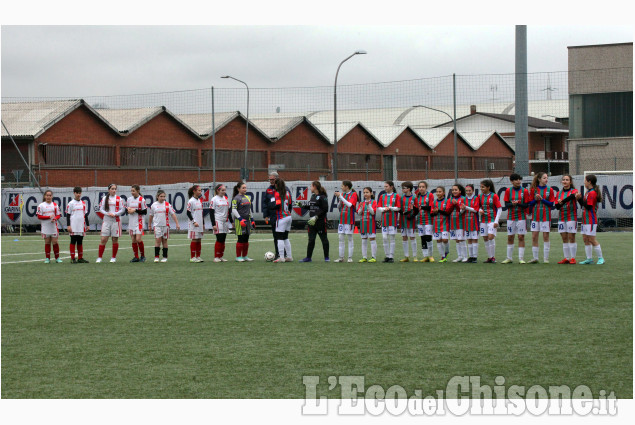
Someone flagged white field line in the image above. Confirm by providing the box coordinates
[1,238,274,264]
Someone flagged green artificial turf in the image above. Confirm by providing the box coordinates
[1,232,632,398]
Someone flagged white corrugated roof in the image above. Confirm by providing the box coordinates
[1,100,82,137]
[459,130,497,150]
[248,116,304,140]
[95,107,163,133]
[175,112,240,136]
[311,122,360,144]
[410,128,453,149]
[363,125,408,147]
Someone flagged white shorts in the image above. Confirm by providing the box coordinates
[69,230,85,237]
[41,231,59,239]
[417,224,434,236]
[188,230,204,240]
[381,226,398,235]
[276,215,292,232]
[507,220,527,235]
[558,221,577,234]
[479,222,498,237]
[216,221,231,234]
[465,230,480,240]
[129,228,144,236]
[400,227,416,238]
[432,231,449,241]
[450,229,465,240]
[154,226,170,239]
[581,224,597,236]
[101,220,122,237]
[337,223,354,234]
[530,221,551,233]
[360,232,376,239]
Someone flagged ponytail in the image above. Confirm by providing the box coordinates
[312,181,327,196]
[233,181,245,198]
[586,174,602,203]
[188,184,200,199]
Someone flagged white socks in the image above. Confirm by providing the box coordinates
[339,233,345,259]
[284,239,292,259]
[532,246,539,260]
[563,243,571,259]
[543,242,550,261]
[594,244,603,259]
[339,234,353,259]
[518,246,525,261]
[388,234,395,258]
[348,234,354,259]
[570,242,577,259]
[402,240,410,257]
[437,241,446,258]
[585,244,593,259]
[362,238,368,258]
[484,239,495,258]
[507,244,514,260]
[411,239,418,258]
[278,240,286,258]
[371,239,377,259]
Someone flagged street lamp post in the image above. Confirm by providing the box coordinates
[221,75,250,181]
[412,104,459,182]
[333,50,367,181]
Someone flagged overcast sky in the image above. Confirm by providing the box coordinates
[1,3,633,99]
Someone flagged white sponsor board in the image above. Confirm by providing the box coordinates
[2,175,632,228]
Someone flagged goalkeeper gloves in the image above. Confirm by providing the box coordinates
[240,219,247,227]
[308,216,317,226]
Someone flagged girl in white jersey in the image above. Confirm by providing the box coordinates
[187,184,205,263]
[66,186,89,263]
[210,184,231,262]
[97,183,126,263]
[127,184,147,263]
[36,189,62,263]
[149,190,180,262]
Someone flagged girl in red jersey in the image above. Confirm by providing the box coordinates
[430,186,452,262]
[399,181,419,262]
[554,175,579,264]
[357,187,378,262]
[415,181,435,262]
[334,180,358,263]
[461,184,481,263]
[376,181,401,263]
[36,189,62,263]
[527,172,556,264]
[478,179,502,263]
[448,184,468,262]
[576,174,604,265]
[502,174,530,264]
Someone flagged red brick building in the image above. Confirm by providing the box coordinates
[2,99,516,187]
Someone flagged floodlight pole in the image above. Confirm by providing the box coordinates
[411,104,459,182]
[333,50,367,181]
[222,75,249,181]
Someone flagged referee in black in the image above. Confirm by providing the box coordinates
[297,181,330,262]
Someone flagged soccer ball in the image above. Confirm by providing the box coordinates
[264,251,275,262]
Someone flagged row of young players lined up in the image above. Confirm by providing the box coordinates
[34,172,605,265]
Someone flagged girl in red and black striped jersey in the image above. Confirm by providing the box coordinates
[554,175,579,264]
[415,181,435,262]
[430,186,452,262]
[273,178,293,263]
[400,181,419,262]
[334,180,358,262]
[376,181,401,263]
[527,172,556,263]
[37,189,62,263]
[357,187,378,262]
[461,184,481,262]
[478,179,502,263]
[502,174,530,264]
[576,174,604,265]
[448,184,468,262]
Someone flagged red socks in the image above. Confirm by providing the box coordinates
[98,244,105,258]
[236,242,243,257]
[191,241,196,258]
[52,243,60,259]
[77,244,83,259]
[112,243,119,258]
[132,242,139,258]
[70,243,76,260]
[242,242,249,257]
[138,241,144,257]
[45,244,51,259]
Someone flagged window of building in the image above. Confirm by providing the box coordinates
[203,150,266,170]
[39,144,115,166]
[271,152,329,172]
[570,92,633,138]
[336,153,381,171]
[121,147,197,167]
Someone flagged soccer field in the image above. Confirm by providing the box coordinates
[1,231,632,398]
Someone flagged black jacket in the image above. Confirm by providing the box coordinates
[299,193,328,228]
[263,185,292,219]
